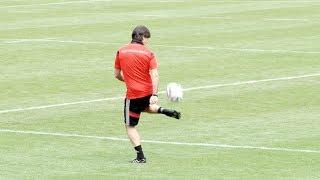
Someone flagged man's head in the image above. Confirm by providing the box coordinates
[131,25,151,45]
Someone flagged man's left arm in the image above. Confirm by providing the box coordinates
[149,68,159,104]
[150,68,159,95]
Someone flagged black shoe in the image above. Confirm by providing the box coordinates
[172,110,181,119]
[131,158,146,164]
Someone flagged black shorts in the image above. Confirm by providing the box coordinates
[124,95,152,126]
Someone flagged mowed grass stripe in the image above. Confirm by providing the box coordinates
[0,0,112,8]
[0,73,319,114]
[0,129,319,154]
[2,39,320,54]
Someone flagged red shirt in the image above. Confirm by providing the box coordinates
[114,43,158,99]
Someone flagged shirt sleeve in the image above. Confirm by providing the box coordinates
[114,51,121,69]
[149,52,158,69]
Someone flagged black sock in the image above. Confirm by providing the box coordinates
[158,107,174,117]
[134,145,145,160]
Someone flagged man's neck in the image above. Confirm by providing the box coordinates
[131,40,144,45]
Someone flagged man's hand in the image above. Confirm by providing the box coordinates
[150,95,158,105]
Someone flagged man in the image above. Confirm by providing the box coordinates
[114,25,181,163]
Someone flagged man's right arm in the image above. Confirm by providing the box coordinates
[114,68,124,82]
[114,51,124,82]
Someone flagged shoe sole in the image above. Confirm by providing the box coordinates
[130,159,147,163]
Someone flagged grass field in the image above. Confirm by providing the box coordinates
[1,0,320,179]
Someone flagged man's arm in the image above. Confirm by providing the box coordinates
[150,68,159,94]
[149,68,159,104]
[114,68,124,82]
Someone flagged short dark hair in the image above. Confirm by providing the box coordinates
[131,25,151,44]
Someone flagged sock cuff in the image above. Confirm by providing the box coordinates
[134,145,142,151]
[157,107,163,113]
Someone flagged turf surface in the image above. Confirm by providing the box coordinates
[1,0,320,179]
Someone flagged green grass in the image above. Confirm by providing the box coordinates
[1,0,320,179]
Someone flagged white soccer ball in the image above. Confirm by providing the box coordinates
[166,83,183,102]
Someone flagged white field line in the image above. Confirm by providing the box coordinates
[0,96,123,114]
[182,73,320,92]
[1,0,319,8]
[0,129,319,153]
[148,14,317,22]
[0,0,190,9]
[142,15,165,17]
[3,38,57,44]
[264,18,310,22]
[199,17,313,21]
[3,38,320,54]
[199,16,233,20]
[0,73,319,114]
[0,0,112,8]
[155,44,320,54]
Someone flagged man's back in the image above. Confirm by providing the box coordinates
[115,43,158,99]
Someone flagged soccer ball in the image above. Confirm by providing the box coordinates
[166,83,183,102]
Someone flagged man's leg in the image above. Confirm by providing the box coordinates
[146,104,181,119]
[124,98,146,163]
[125,125,146,163]
[125,125,141,146]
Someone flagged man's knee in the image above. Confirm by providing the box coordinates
[126,124,137,130]
[147,104,160,113]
